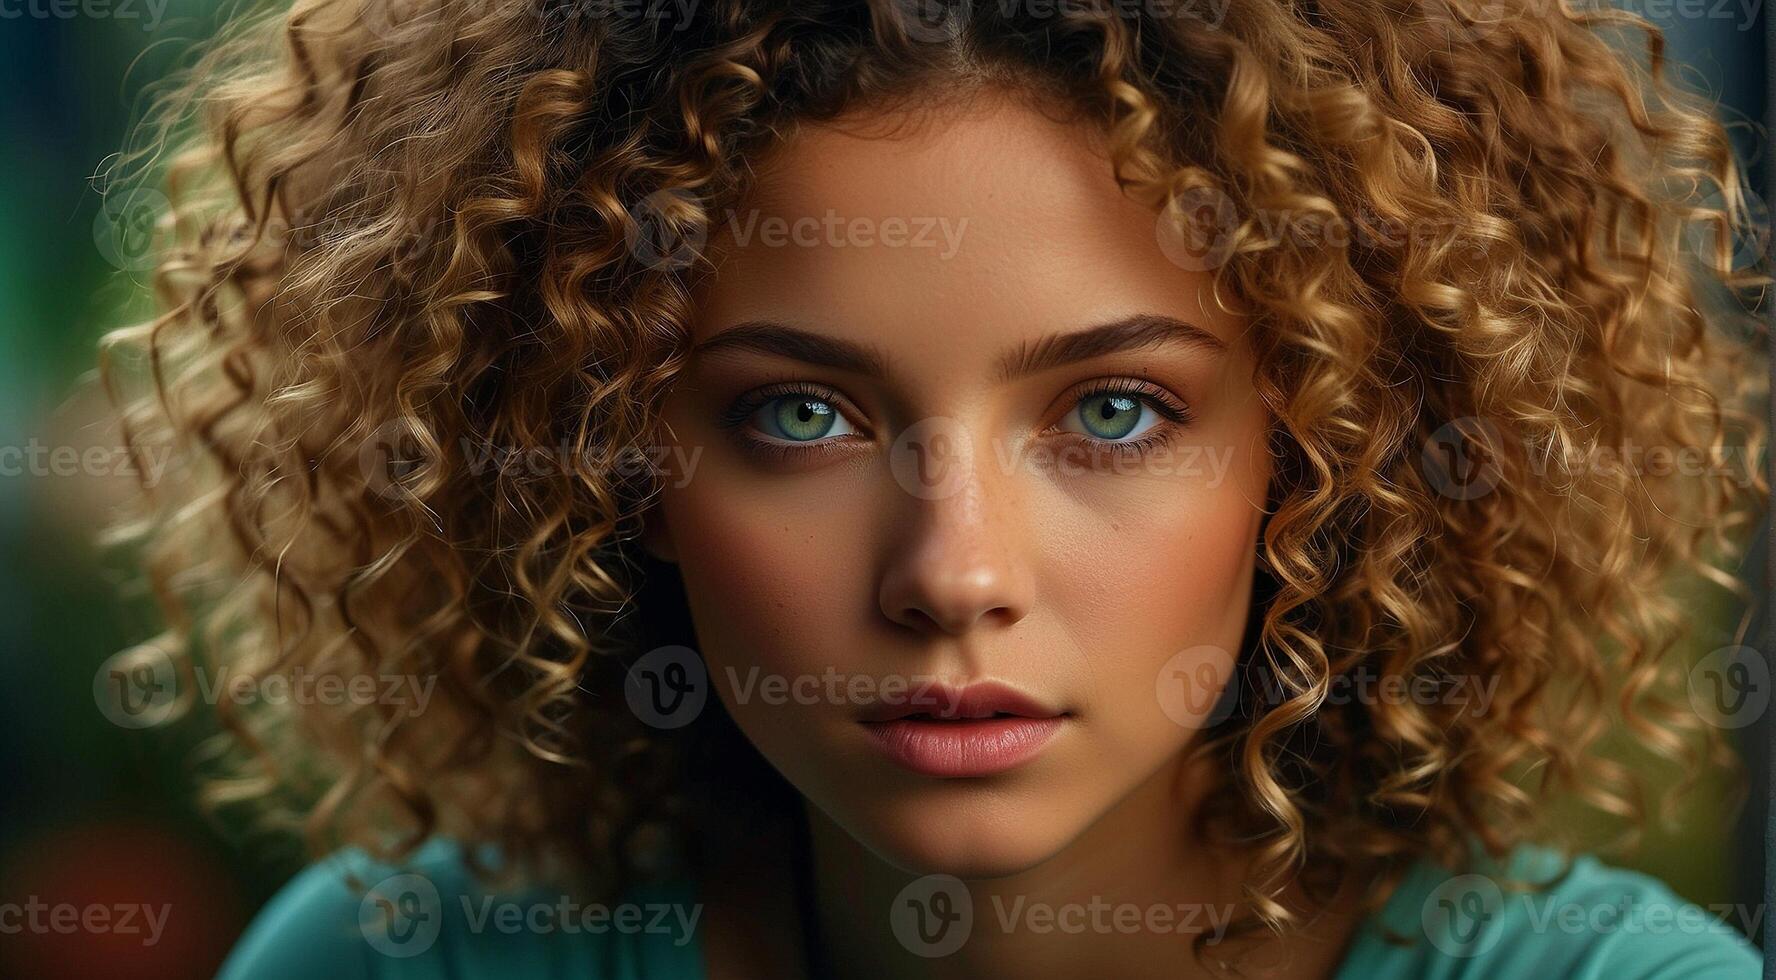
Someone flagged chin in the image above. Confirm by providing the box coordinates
[823,784,1088,880]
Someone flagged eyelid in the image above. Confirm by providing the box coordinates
[1047,377,1192,429]
[719,380,872,438]
[718,376,1189,450]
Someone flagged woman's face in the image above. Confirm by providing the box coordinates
[651,94,1273,877]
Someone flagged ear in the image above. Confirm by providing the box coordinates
[638,500,679,563]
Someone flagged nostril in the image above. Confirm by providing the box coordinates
[877,548,1034,635]
[888,602,1019,635]
[892,605,946,633]
[976,604,1021,629]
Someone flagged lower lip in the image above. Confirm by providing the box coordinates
[860,716,1064,777]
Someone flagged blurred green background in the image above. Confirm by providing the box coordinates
[0,2,1767,977]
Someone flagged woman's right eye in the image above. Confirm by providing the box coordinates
[748,394,858,443]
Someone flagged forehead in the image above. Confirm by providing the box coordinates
[690,96,1245,372]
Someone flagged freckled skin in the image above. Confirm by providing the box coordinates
[648,93,1334,979]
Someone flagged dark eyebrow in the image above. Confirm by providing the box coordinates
[694,312,1223,380]
[693,321,889,376]
[997,313,1227,381]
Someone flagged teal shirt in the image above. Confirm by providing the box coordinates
[219,839,1762,978]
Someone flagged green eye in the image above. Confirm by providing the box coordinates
[755,395,854,442]
[1075,394,1147,440]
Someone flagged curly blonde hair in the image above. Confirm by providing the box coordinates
[102,0,1767,938]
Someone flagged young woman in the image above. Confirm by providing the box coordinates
[104,0,1768,976]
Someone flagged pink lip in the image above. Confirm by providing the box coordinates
[858,681,1067,778]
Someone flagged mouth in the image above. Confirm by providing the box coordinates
[858,681,1069,778]
[856,680,1064,723]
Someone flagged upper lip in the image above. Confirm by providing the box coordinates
[857,680,1065,722]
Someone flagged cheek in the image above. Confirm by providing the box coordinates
[1052,432,1266,638]
[654,462,876,681]
[1057,496,1258,639]
[1040,433,1268,747]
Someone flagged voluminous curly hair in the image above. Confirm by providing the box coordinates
[102,0,1767,938]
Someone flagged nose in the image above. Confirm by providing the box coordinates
[877,470,1034,635]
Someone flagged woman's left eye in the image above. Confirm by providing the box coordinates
[751,395,857,442]
[1060,392,1161,442]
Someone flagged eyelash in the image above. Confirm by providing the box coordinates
[718,377,1194,461]
[717,380,871,460]
[1053,377,1194,459]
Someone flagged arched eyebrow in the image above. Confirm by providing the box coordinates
[997,313,1226,381]
[692,312,1224,379]
[693,321,890,376]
